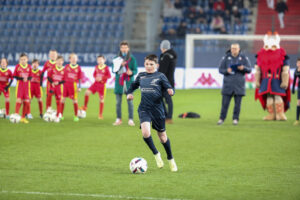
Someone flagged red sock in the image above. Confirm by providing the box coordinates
[15,102,21,114]
[22,102,28,118]
[27,102,31,114]
[74,102,78,116]
[61,102,65,115]
[100,102,104,116]
[46,94,52,109]
[5,101,9,115]
[38,100,43,115]
[56,100,60,117]
[84,95,89,109]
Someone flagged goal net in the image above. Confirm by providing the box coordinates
[183,34,300,89]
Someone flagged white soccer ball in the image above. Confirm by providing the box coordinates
[0,108,5,118]
[43,112,53,122]
[9,114,21,123]
[129,157,148,174]
[78,109,86,118]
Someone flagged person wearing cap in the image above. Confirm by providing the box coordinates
[217,43,252,125]
[159,40,177,124]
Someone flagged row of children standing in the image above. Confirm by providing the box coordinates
[0,50,111,123]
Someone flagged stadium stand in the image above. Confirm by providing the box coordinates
[0,0,125,54]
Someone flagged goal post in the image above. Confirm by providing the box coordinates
[185,34,300,69]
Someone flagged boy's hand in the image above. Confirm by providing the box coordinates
[121,61,127,66]
[54,81,59,85]
[238,65,244,71]
[23,77,28,82]
[96,77,102,82]
[167,88,174,96]
[227,68,232,73]
[127,94,134,100]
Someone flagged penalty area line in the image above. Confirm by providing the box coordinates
[0,190,190,200]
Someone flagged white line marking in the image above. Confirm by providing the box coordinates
[0,190,190,200]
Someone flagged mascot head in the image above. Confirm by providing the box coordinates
[263,32,280,50]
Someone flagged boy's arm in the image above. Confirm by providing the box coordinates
[292,70,297,94]
[127,73,141,94]
[4,72,13,91]
[161,73,174,96]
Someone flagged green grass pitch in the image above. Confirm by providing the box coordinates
[0,88,299,200]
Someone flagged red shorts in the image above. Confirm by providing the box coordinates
[89,82,106,99]
[0,85,9,98]
[63,82,77,99]
[30,82,42,99]
[16,81,30,100]
[46,80,53,96]
[52,84,63,101]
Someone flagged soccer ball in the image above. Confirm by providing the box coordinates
[43,112,53,122]
[0,108,5,118]
[9,114,21,123]
[129,157,148,174]
[78,109,86,118]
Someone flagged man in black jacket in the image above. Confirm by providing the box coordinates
[159,40,177,124]
[217,43,251,125]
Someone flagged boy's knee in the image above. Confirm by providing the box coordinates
[298,100,300,105]
[158,132,167,143]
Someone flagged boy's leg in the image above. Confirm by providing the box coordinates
[83,90,92,110]
[157,131,177,172]
[99,98,104,119]
[15,98,22,114]
[38,98,43,116]
[294,99,300,125]
[127,97,135,126]
[5,96,9,116]
[60,98,65,115]
[73,99,78,117]
[113,94,122,125]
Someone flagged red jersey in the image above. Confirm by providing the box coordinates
[48,65,65,82]
[64,64,82,83]
[0,68,13,85]
[42,59,56,75]
[31,69,42,83]
[13,64,32,86]
[93,65,111,84]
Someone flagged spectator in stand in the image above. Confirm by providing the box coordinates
[186,6,198,24]
[223,9,232,24]
[194,27,202,34]
[214,4,225,16]
[213,0,225,11]
[163,0,182,17]
[232,6,242,24]
[177,21,187,38]
[225,0,234,12]
[174,0,183,9]
[276,0,288,29]
[211,14,225,33]
[208,0,214,10]
[235,0,244,8]
[196,7,207,24]
[220,27,228,34]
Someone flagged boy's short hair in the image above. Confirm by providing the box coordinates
[1,58,8,65]
[69,53,77,59]
[120,40,130,47]
[297,57,300,62]
[57,55,64,60]
[20,53,28,58]
[49,49,57,52]
[97,55,105,59]
[32,59,39,64]
[145,54,158,64]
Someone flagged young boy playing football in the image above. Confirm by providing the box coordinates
[47,55,65,118]
[0,58,13,118]
[41,49,58,111]
[61,53,82,122]
[28,59,43,118]
[13,53,32,124]
[81,55,111,119]
[126,54,178,172]
[292,58,300,125]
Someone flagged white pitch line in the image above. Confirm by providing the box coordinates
[0,190,190,200]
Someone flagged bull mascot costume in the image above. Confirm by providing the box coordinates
[255,32,291,121]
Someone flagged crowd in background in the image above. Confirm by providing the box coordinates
[161,0,255,37]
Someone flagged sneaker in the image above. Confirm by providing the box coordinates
[40,114,43,119]
[293,120,299,126]
[60,116,64,121]
[98,115,104,120]
[168,158,178,172]
[27,113,33,119]
[20,118,29,124]
[73,116,79,122]
[113,118,122,126]
[233,119,238,125]
[154,152,164,168]
[5,115,9,119]
[166,119,173,124]
[80,106,87,111]
[128,119,135,126]
[217,119,224,125]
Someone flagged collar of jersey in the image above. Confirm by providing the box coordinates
[20,64,28,69]
[0,68,8,72]
[32,69,39,73]
[56,65,64,71]
[70,64,78,69]
[49,59,56,64]
[98,64,106,70]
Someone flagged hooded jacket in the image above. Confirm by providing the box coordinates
[158,49,177,88]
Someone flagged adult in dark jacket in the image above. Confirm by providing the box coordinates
[217,43,251,125]
[159,40,177,124]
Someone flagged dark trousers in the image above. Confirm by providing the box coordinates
[219,94,243,121]
[162,91,173,119]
